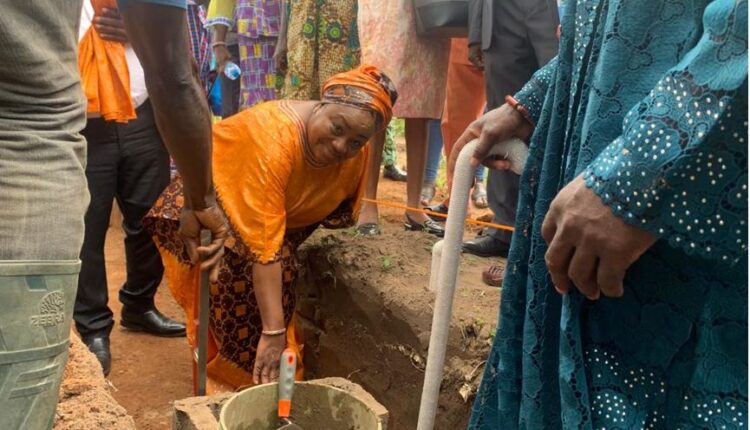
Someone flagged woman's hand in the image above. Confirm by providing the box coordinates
[468,43,484,70]
[213,44,232,75]
[94,7,129,44]
[253,334,287,384]
[273,47,288,75]
[541,175,657,300]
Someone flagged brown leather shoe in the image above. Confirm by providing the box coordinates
[482,265,504,287]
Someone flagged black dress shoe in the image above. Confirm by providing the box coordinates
[83,335,111,377]
[383,164,407,182]
[404,214,445,237]
[424,203,448,223]
[121,306,186,337]
[462,235,510,258]
[357,223,381,236]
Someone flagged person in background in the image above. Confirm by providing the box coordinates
[145,66,396,391]
[421,119,444,206]
[0,1,90,426]
[187,0,212,90]
[208,0,282,110]
[275,0,359,101]
[455,1,747,428]
[76,1,187,376]
[423,38,488,210]
[464,0,559,286]
[357,0,450,237]
[206,7,242,118]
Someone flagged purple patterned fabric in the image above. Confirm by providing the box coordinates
[186,2,211,89]
[235,0,281,38]
[238,36,277,108]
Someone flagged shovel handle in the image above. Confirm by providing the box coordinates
[196,229,211,396]
[277,348,296,419]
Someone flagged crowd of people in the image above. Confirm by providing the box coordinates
[0,0,747,429]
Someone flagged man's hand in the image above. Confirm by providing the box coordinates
[213,44,232,75]
[253,334,287,384]
[447,104,534,181]
[541,175,657,300]
[94,8,128,44]
[468,43,484,70]
[179,205,230,282]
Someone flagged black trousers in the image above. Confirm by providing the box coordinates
[484,0,559,245]
[220,43,241,118]
[75,101,170,338]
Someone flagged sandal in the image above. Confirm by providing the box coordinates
[421,182,436,206]
[357,223,381,236]
[472,182,488,209]
[404,213,445,237]
[481,265,504,287]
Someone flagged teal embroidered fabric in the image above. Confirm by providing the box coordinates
[470,1,748,429]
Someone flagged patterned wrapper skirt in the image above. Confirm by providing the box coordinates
[144,177,307,392]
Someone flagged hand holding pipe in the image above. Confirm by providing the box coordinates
[417,138,528,430]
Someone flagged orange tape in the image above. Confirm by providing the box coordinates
[362,198,515,232]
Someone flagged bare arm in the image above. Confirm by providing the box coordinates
[252,261,287,383]
[273,0,289,73]
[120,3,228,279]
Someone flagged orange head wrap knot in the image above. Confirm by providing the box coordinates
[321,65,398,131]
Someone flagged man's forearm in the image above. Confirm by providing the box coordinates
[120,3,215,209]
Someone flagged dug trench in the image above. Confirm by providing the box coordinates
[293,227,501,430]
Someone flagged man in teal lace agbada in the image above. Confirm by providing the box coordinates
[449,0,748,428]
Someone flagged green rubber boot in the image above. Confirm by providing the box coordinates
[0,261,80,430]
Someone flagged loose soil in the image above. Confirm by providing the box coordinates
[69,151,503,429]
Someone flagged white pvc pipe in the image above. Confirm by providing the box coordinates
[429,240,443,292]
[417,138,527,430]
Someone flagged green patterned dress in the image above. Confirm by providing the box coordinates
[279,0,360,100]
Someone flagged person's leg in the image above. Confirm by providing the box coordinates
[0,2,89,426]
[382,124,398,167]
[74,119,119,376]
[404,118,430,222]
[381,123,407,181]
[422,119,443,205]
[441,43,487,208]
[75,120,119,340]
[357,129,386,233]
[115,102,185,337]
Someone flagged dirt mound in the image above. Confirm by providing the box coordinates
[296,224,502,429]
[54,333,135,430]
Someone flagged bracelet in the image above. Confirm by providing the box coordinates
[505,95,534,126]
[261,328,287,336]
[211,41,227,49]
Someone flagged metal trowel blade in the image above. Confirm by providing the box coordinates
[277,418,303,430]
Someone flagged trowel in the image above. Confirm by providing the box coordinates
[276,348,302,430]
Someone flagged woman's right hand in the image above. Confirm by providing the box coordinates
[273,47,288,74]
[252,334,287,384]
[213,44,232,75]
[447,104,534,178]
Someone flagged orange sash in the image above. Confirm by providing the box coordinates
[78,0,136,123]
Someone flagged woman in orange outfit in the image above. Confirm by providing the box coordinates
[145,66,397,392]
